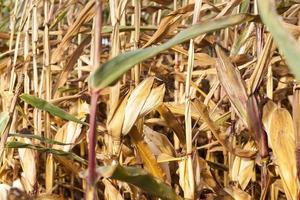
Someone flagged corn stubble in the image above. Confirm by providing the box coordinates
[1,0,300,199]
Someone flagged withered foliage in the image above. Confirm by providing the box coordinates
[0,0,300,199]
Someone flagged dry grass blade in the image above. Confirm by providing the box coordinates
[0,112,9,135]
[149,0,173,5]
[51,1,95,64]
[52,36,91,97]
[248,34,273,94]
[192,99,257,158]
[163,102,201,119]
[107,94,129,155]
[143,3,194,47]
[139,84,165,116]
[128,126,166,180]
[18,137,36,192]
[268,108,298,200]
[231,141,256,190]
[102,179,123,200]
[293,88,300,181]
[143,125,175,157]
[262,100,278,148]
[122,77,154,135]
[224,186,252,200]
[2,0,300,199]
[157,104,186,145]
[215,46,249,126]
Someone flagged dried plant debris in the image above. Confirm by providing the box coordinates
[1,0,300,199]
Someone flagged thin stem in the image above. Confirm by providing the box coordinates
[86,0,102,199]
[184,1,202,199]
[87,90,99,186]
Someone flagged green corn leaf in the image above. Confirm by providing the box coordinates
[97,164,181,200]
[258,0,300,80]
[6,141,87,164]
[90,13,254,90]
[20,94,88,126]
[9,133,73,145]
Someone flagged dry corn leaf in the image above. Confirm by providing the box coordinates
[139,84,165,117]
[149,0,173,5]
[53,122,83,151]
[103,179,123,200]
[53,155,83,175]
[157,104,186,145]
[178,158,194,197]
[196,156,221,192]
[248,34,273,94]
[196,156,234,198]
[18,137,36,192]
[262,100,278,148]
[163,102,200,119]
[143,125,174,183]
[143,4,194,47]
[192,99,257,158]
[45,154,54,193]
[107,94,129,155]
[51,1,95,64]
[129,126,166,180]
[53,101,89,152]
[157,153,184,163]
[0,112,9,136]
[269,108,298,200]
[231,141,256,190]
[198,112,231,132]
[143,125,175,157]
[224,185,252,200]
[293,88,300,181]
[215,46,249,126]
[0,184,10,200]
[35,194,65,200]
[122,77,154,135]
[0,57,10,74]
[52,36,91,97]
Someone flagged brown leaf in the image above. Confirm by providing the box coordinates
[157,104,186,145]
[122,77,154,135]
[51,1,95,64]
[52,36,91,97]
[215,46,249,126]
[129,126,166,180]
[269,108,298,200]
[143,4,194,47]
[192,99,257,158]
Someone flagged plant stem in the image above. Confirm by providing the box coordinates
[87,90,99,198]
[86,0,102,199]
